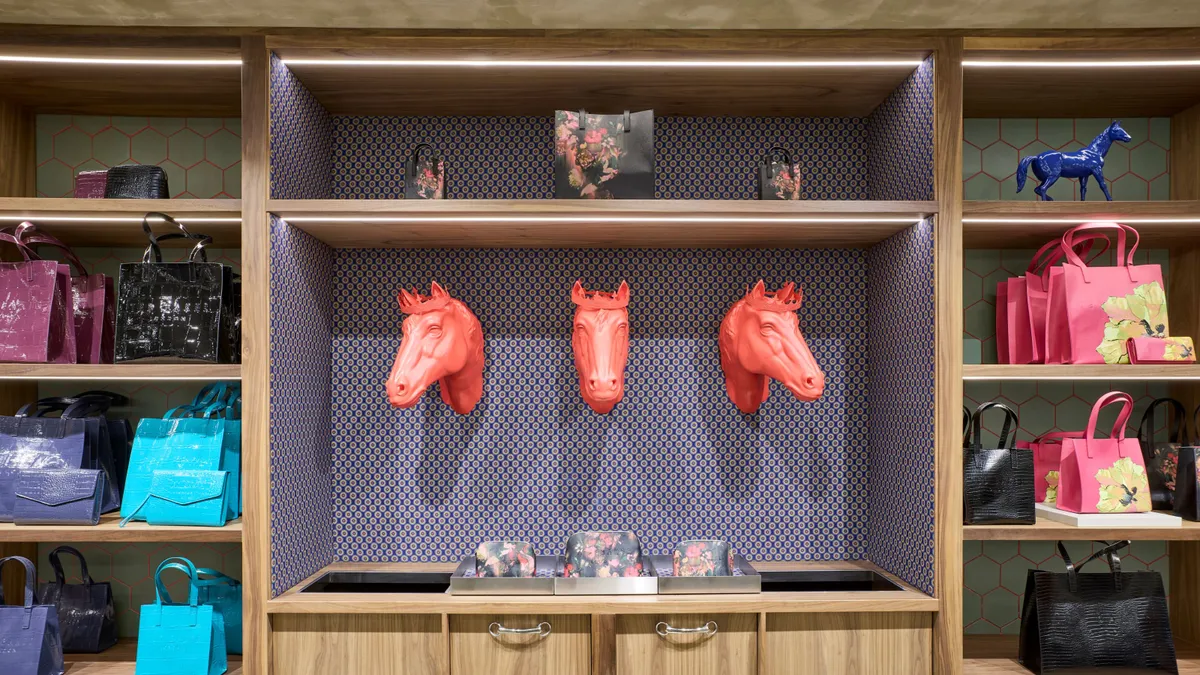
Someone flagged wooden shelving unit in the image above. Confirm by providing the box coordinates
[963,200,1200,247]
[964,635,1200,674]
[0,363,241,380]
[65,639,243,675]
[270,199,937,248]
[962,364,1200,380]
[965,514,1200,541]
[0,198,243,247]
[0,515,242,543]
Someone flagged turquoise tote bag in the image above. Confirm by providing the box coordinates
[136,557,226,675]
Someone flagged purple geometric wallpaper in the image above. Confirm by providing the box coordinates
[867,57,935,201]
[270,55,333,199]
[269,216,335,596]
[865,220,936,594]
[331,249,869,561]
[329,116,869,199]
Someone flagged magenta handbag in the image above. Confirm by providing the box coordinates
[0,230,75,364]
[1057,391,1153,514]
[73,170,107,199]
[1045,222,1167,364]
[1026,431,1084,505]
[13,224,112,364]
[1127,337,1196,364]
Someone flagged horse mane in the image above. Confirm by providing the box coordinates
[718,298,748,371]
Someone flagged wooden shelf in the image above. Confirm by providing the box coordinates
[0,363,241,380]
[0,198,242,248]
[65,639,243,674]
[267,560,937,615]
[963,364,1200,380]
[0,515,241,543]
[965,513,1200,541]
[270,199,936,248]
[964,635,1200,674]
[963,200,1200,247]
[270,35,933,117]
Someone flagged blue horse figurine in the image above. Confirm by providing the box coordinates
[1015,121,1132,201]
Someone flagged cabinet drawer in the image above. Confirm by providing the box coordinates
[764,612,932,675]
[272,614,444,675]
[450,614,590,675]
[616,613,757,675]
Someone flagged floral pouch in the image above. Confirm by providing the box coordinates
[562,531,643,578]
[474,541,536,578]
[1127,337,1195,364]
[757,147,801,200]
[404,144,445,200]
[672,540,735,577]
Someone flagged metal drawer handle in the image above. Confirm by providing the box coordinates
[656,620,718,638]
[489,621,552,640]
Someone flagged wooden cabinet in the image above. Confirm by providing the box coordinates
[763,612,932,675]
[615,613,757,675]
[450,614,590,675]
[272,614,445,675]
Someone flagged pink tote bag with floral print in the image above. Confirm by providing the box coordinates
[1044,222,1166,364]
[1014,233,1108,365]
[1025,431,1085,505]
[1057,392,1153,514]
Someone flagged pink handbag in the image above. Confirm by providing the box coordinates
[1057,391,1153,514]
[1015,233,1109,365]
[1127,337,1196,364]
[1025,431,1084,505]
[0,230,76,363]
[995,281,1010,363]
[1045,222,1167,364]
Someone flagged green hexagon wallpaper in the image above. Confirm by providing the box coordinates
[36,115,241,198]
[962,117,1169,201]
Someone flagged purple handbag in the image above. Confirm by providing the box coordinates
[0,415,88,521]
[0,555,65,675]
[13,469,105,525]
[0,230,75,363]
[73,170,107,199]
[13,224,112,364]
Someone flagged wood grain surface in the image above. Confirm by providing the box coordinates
[451,614,590,675]
[617,613,757,675]
[272,614,444,675]
[765,612,932,675]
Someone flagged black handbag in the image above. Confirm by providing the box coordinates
[36,545,118,654]
[16,397,122,513]
[404,144,445,199]
[1173,405,1200,521]
[115,213,238,364]
[964,401,1035,525]
[1138,397,1189,511]
[554,109,654,199]
[757,147,801,200]
[1020,540,1177,674]
[103,164,169,199]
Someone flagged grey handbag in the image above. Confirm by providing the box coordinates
[36,546,118,654]
[0,555,65,675]
[13,469,105,525]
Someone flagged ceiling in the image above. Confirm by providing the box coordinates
[0,0,1196,30]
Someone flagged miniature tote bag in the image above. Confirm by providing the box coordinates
[36,546,118,654]
[0,555,65,675]
[136,557,226,675]
[1045,222,1167,364]
[404,144,445,199]
[964,402,1035,525]
[1057,392,1153,514]
[757,147,801,200]
[554,110,654,199]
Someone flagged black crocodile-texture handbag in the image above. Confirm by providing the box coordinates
[103,165,169,199]
[114,213,237,363]
[1020,541,1178,674]
[964,401,1035,525]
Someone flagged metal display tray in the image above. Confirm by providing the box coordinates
[652,554,762,595]
[552,555,659,596]
[448,556,557,596]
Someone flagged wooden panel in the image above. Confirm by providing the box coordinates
[964,634,1200,674]
[966,514,1200,540]
[933,36,964,675]
[272,614,444,675]
[0,363,241,380]
[0,99,34,198]
[0,198,242,248]
[592,614,616,675]
[271,199,937,249]
[0,515,241,542]
[963,364,1200,380]
[764,612,932,675]
[450,614,590,675]
[241,35,271,675]
[963,200,1200,248]
[965,35,1200,52]
[63,639,243,674]
[616,613,756,675]
[1174,103,1200,201]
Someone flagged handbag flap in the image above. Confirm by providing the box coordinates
[13,469,102,506]
[149,470,228,506]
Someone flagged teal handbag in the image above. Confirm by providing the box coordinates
[196,569,242,654]
[136,557,226,675]
[169,382,242,520]
[120,470,230,527]
[121,406,225,522]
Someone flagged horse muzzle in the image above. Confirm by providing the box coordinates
[387,378,426,408]
[786,372,825,402]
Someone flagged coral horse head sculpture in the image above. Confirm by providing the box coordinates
[719,280,825,414]
[571,281,630,414]
[387,281,485,415]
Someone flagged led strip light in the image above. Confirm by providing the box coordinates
[279,216,929,224]
[0,216,241,223]
[965,59,1200,68]
[0,55,240,66]
[280,58,925,68]
[964,218,1200,224]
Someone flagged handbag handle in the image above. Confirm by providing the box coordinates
[140,212,211,264]
[11,222,90,278]
[962,405,971,445]
[73,390,129,407]
[1084,392,1135,459]
[762,146,798,180]
[154,557,200,607]
[968,401,1020,450]
[1061,222,1141,284]
[1138,397,1189,447]
[578,109,632,133]
[0,226,36,262]
[0,556,37,610]
[195,568,240,587]
[1059,540,1130,593]
[193,382,237,408]
[49,545,95,587]
[406,144,440,173]
[1030,232,1111,284]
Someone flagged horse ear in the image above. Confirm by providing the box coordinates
[749,280,767,299]
[397,288,415,308]
[793,285,804,307]
[777,282,795,300]
[429,280,448,299]
[616,281,630,304]
[571,280,587,304]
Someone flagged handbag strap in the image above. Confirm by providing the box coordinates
[1085,392,1134,459]
[154,557,200,607]
[762,146,798,179]
[195,568,240,587]
[0,556,37,609]
[1030,232,1111,283]
[406,144,440,174]
[1138,397,1189,446]
[962,405,971,445]
[969,401,1020,450]
[1061,222,1141,284]
[141,212,212,264]
[49,545,94,587]
[74,390,129,408]
[0,226,35,262]
[1059,540,1130,593]
[12,222,90,278]
[577,109,632,133]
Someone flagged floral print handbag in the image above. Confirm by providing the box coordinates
[1058,392,1153,514]
[474,541,537,578]
[757,147,801,200]
[1137,397,1189,511]
[554,110,654,199]
[404,144,445,200]
[673,540,735,577]
[563,531,644,578]
[1173,407,1200,521]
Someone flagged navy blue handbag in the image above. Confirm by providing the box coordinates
[13,469,105,525]
[36,546,118,654]
[0,555,65,675]
[0,415,87,521]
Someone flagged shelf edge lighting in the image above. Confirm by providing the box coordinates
[0,55,241,66]
[0,216,242,223]
[280,58,926,68]
[964,59,1200,68]
[963,218,1200,224]
[278,216,929,224]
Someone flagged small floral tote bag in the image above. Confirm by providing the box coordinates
[554,110,654,199]
[404,144,445,200]
[1057,391,1153,514]
[757,147,801,200]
